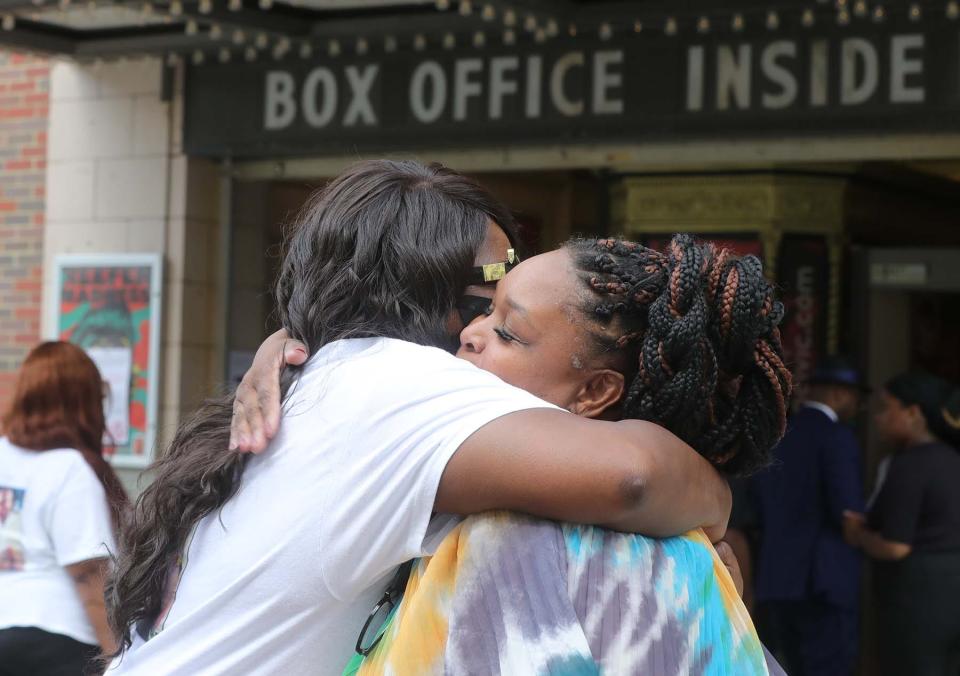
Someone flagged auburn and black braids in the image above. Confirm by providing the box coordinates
[565,234,792,477]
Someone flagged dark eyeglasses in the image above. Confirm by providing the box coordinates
[355,560,413,657]
[456,295,492,326]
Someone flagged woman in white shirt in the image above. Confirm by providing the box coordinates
[0,341,127,674]
[105,160,730,675]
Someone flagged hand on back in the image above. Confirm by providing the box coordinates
[229,328,309,452]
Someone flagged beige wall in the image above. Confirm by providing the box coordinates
[42,57,224,493]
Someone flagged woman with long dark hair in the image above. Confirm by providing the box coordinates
[252,237,791,674]
[0,340,128,674]
[106,160,731,674]
[845,372,960,676]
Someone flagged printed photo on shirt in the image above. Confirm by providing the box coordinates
[0,485,26,571]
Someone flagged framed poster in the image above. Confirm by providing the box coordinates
[776,236,830,390]
[48,254,163,468]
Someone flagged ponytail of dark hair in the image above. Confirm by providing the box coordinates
[565,235,792,476]
[106,160,516,655]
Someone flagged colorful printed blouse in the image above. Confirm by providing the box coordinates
[346,511,783,676]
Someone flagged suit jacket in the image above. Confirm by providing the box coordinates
[751,405,864,610]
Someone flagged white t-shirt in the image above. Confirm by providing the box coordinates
[0,437,116,645]
[111,338,557,675]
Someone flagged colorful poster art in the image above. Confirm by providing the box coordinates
[0,486,26,572]
[776,236,829,391]
[50,255,162,468]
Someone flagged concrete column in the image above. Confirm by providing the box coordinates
[43,58,224,492]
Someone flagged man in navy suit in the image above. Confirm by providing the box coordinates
[752,357,866,676]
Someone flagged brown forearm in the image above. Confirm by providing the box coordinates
[67,559,118,655]
[859,528,912,561]
[603,421,731,540]
[81,594,117,655]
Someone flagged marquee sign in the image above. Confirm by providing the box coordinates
[184,21,960,158]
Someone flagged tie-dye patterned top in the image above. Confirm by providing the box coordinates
[346,511,784,676]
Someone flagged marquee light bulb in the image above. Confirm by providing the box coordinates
[948,1,960,19]
[413,33,426,51]
[218,47,231,62]
[185,19,198,35]
[873,5,885,21]
[356,37,368,55]
[458,0,471,16]
[442,32,455,49]
[208,23,222,39]
[245,45,257,61]
[766,11,779,29]
[198,0,212,13]
[1,14,15,30]
[664,16,677,35]
[802,9,815,26]
[328,39,341,56]
[503,28,515,45]
[909,3,921,20]
[503,9,516,26]
[481,4,494,21]
[299,42,311,58]
[696,16,709,33]
[599,22,612,40]
[384,35,397,52]
[472,31,485,47]
[192,49,205,64]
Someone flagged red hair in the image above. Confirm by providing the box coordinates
[2,341,128,530]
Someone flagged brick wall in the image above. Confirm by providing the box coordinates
[0,50,48,412]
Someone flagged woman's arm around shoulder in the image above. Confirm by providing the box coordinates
[436,411,731,541]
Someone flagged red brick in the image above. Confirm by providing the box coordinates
[0,52,47,384]
[14,277,40,291]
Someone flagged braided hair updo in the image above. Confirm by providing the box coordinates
[565,234,792,476]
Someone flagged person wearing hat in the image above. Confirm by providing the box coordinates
[750,356,866,676]
[843,372,960,676]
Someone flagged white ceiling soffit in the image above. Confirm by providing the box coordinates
[281,0,433,8]
[19,5,171,30]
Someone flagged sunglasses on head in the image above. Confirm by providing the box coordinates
[465,248,519,285]
[456,249,519,325]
